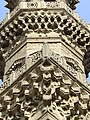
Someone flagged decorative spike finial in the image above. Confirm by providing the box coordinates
[67,0,80,10]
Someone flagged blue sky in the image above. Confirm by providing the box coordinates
[76,0,90,23]
[0,0,90,23]
[0,0,9,22]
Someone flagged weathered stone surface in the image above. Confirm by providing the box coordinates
[0,0,90,120]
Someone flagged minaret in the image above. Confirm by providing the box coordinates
[0,0,90,119]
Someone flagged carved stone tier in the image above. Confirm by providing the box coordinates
[5,0,79,12]
[0,44,90,120]
[1,1,88,30]
[0,8,90,58]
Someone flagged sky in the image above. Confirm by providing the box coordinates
[0,0,90,82]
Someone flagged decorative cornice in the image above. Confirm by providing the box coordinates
[5,0,79,12]
[0,1,89,30]
[0,8,90,59]
[0,44,89,94]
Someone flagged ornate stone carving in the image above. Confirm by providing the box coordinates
[27,2,38,8]
[0,0,90,120]
[46,1,60,8]
[4,57,26,87]
[0,44,86,94]
[0,9,90,58]
[0,57,89,119]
